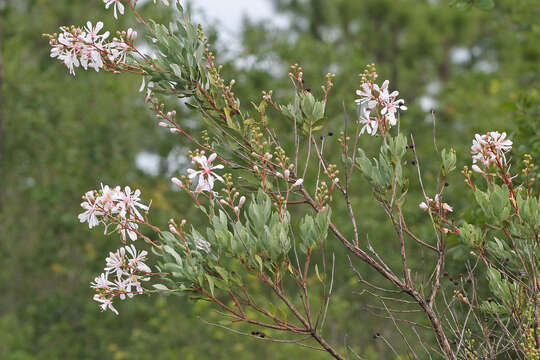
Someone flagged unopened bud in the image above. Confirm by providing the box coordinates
[284,169,290,180]
[238,196,246,207]
[171,177,183,188]
[169,224,179,235]
[158,121,169,128]
[471,164,483,174]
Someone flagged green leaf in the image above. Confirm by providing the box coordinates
[254,254,263,272]
[152,284,169,291]
[205,274,215,296]
[214,266,229,283]
[441,148,457,175]
[315,264,323,282]
[163,245,183,266]
[223,107,238,130]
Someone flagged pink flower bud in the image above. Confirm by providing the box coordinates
[471,164,483,174]
[127,28,137,41]
[238,196,246,207]
[158,121,169,127]
[171,177,183,188]
[169,224,179,235]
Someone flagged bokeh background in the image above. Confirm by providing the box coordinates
[1,0,539,359]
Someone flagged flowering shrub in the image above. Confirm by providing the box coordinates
[47,1,539,359]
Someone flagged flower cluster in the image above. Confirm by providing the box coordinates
[91,245,152,315]
[419,194,453,214]
[355,79,407,136]
[78,184,149,242]
[47,21,135,75]
[470,131,513,174]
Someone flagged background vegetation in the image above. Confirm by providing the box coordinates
[1,0,538,358]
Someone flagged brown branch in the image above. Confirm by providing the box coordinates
[298,184,457,359]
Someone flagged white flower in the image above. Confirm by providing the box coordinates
[93,294,119,315]
[105,247,126,275]
[126,245,151,273]
[187,153,224,193]
[355,83,377,109]
[103,0,125,19]
[90,272,114,290]
[78,191,104,228]
[378,80,407,126]
[153,0,170,5]
[112,276,135,300]
[96,184,121,211]
[293,178,304,187]
[125,28,137,42]
[83,21,109,43]
[107,38,130,63]
[129,272,148,294]
[117,217,139,242]
[116,186,149,219]
[358,101,378,136]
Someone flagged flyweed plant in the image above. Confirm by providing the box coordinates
[45,1,539,358]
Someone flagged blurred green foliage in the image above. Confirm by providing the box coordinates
[1,0,538,358]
